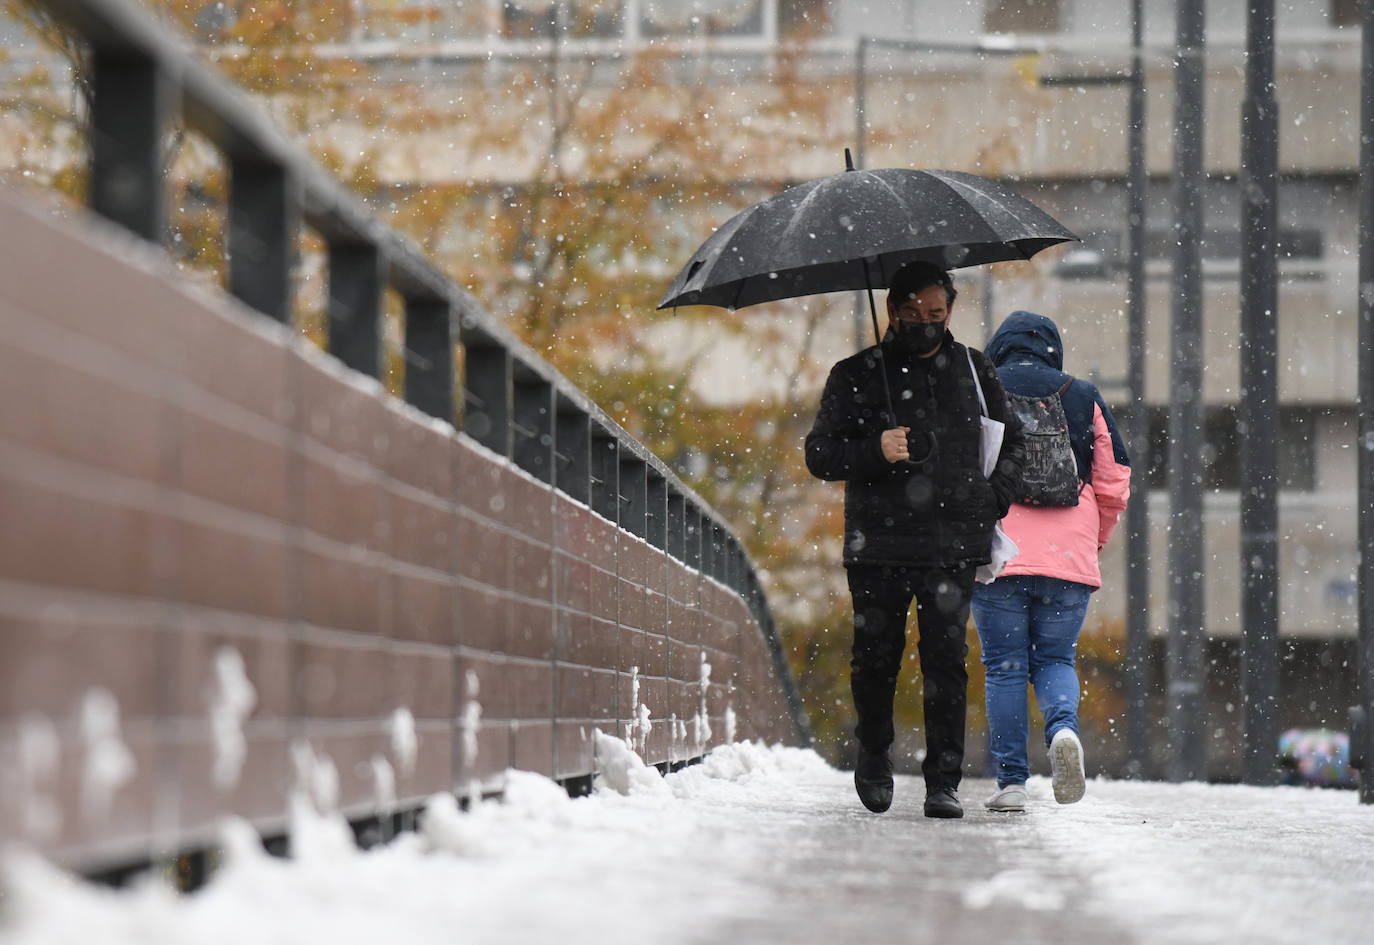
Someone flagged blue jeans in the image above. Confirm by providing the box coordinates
[970,575,1092,788]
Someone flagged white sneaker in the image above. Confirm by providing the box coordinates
[985,783,1027,812]
[1049,729,1086,804]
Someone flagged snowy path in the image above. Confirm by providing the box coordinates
[2,738,1372,945]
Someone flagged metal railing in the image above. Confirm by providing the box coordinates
[23,0,810,746]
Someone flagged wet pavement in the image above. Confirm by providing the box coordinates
[682,774,1134,945]
[663,769,1373,945]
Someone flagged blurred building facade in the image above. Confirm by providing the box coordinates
[250,0,1361,624]
[431,0,1363,778]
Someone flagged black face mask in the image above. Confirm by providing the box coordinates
[892,319,947,359]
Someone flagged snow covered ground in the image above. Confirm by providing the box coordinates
[2,734,1372,945]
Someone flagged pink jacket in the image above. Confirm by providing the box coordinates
[998,402,1131,589]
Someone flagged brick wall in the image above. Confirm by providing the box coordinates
[0,190,803,875]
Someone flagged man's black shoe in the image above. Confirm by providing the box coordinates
[854,746,894,813]
[923,786,964,819]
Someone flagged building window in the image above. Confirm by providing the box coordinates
[640,0,765,38]
[356,1,490,42]
[984,0,1060,35]
[1332,0,1361,28]
[1121,405,1317,492]
[779,0,829,37]
[1053,227,1324,280]
[502,0,560,40]
[348,0,775,46]
[566,0,626,38]
[502,0,626,40]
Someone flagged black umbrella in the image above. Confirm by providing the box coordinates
[658,150,1077,428]
[657,151,1077,313]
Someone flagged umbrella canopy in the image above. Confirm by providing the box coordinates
[658,164,1077,311]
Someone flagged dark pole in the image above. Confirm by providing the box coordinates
[1123,0,1152,779]
[981,268,994,344]
[1358,0,1374,805]
[855,37,868,175]
[1239,0,1280,786]
[853,37,868,352]
[1166,0,1207,783]
[849,37,1032,355]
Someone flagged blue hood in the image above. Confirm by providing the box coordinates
[985,310,1064,371]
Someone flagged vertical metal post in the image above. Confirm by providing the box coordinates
[590,430,619,522]
[554,397,591,505]
[90,51,166,241]
[229,159,295,323]
[462,338,512,458]
[684,504,703,570]
[667,489,686,562]
[699,518,715,577]
[647,472,668,550]
[1167,0,1208,783]
[1239,0,1280,786]
[1358,0,1374,805]
[404,297,454,423]
[619,454,647,540]
[1123,0,1152,779]
[513,371,554,484]
[327,242,384,379]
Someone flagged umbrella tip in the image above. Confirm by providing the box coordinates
[844,147,855,171]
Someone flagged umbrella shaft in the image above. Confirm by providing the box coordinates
[865,284,899,427]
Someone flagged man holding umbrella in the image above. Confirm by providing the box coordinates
[658,156,1071,816]
[805,261,1025,819]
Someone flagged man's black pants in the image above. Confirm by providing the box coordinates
[846,563,975,792]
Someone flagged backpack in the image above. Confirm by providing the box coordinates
[1008,379,1080,507]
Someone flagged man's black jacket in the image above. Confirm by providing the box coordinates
[805,331,1025,569]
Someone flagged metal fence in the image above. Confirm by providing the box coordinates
[0,0,812,878]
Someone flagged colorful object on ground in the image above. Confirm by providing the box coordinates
[1278,728,1358,788]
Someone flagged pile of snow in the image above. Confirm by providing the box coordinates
[0,738,825,945]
